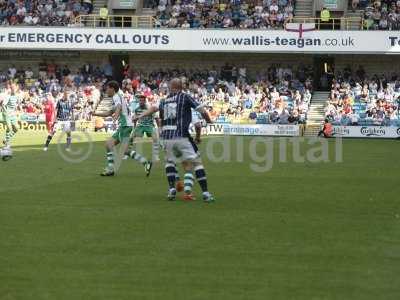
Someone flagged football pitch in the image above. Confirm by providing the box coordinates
[1,131,399,300]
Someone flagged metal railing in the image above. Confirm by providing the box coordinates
[74,15,155,28]
[75,15,364,30]
[291,17,363,30]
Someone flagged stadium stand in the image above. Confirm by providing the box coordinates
[154,0,295,29]
[0,62,312,125]
[351,0,400,30]
[0,0,371,30]
[324,67,400,126]
[0,0,92,26]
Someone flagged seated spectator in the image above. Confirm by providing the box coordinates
[352,0,360,12]
[25,67,34,79]
[279,109,290,124]
[249,109,258,120]
[83,0,93,14]
[318,119,333,138]
[270,110,280,123]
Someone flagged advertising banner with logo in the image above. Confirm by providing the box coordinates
[1,27,400,54]
[332,126,400,138]
[0,121,47,131]
[206,124,300,136]
[0,120,94,132]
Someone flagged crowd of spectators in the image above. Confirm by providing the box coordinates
[0,0,92,26]
[0,62,313,126]
[5,62,400,131]
[154,0,295,29]
[353,0,400,30]
[123,64,312,124]
[0,61,104,122]
[325,65,400,126]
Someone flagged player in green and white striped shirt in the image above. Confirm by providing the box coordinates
[93,81,152,177]
[124,93,160,164]
[1,83,19,148]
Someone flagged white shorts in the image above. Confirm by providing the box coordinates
[163,138,200,162]
[55,121,72,132]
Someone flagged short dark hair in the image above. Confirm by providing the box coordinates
[107,81,119,93]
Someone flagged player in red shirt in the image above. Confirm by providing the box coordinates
[43,93,56,133]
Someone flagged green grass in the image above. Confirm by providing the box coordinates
[1,131,399,300]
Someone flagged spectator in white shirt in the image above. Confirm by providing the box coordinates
[376,89,385,100]
[271,88,280,101]
[239,67,247,79]
[158,2,166,13]
[25,68,34,79]
[17,4,26,17]
[181,20,190,28]
[8,66,17,79]
[172,3,181,17]
[24,13,33,25]
[269,1,279,13]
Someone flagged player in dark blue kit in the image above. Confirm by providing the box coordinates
[134,78,215,202]
[43,90,75,152]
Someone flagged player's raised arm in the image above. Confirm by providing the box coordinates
[186,94,212,124]
[197,106,212,124]
[133,105,159,121]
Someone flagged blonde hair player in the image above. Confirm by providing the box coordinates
[134,78,215,202]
